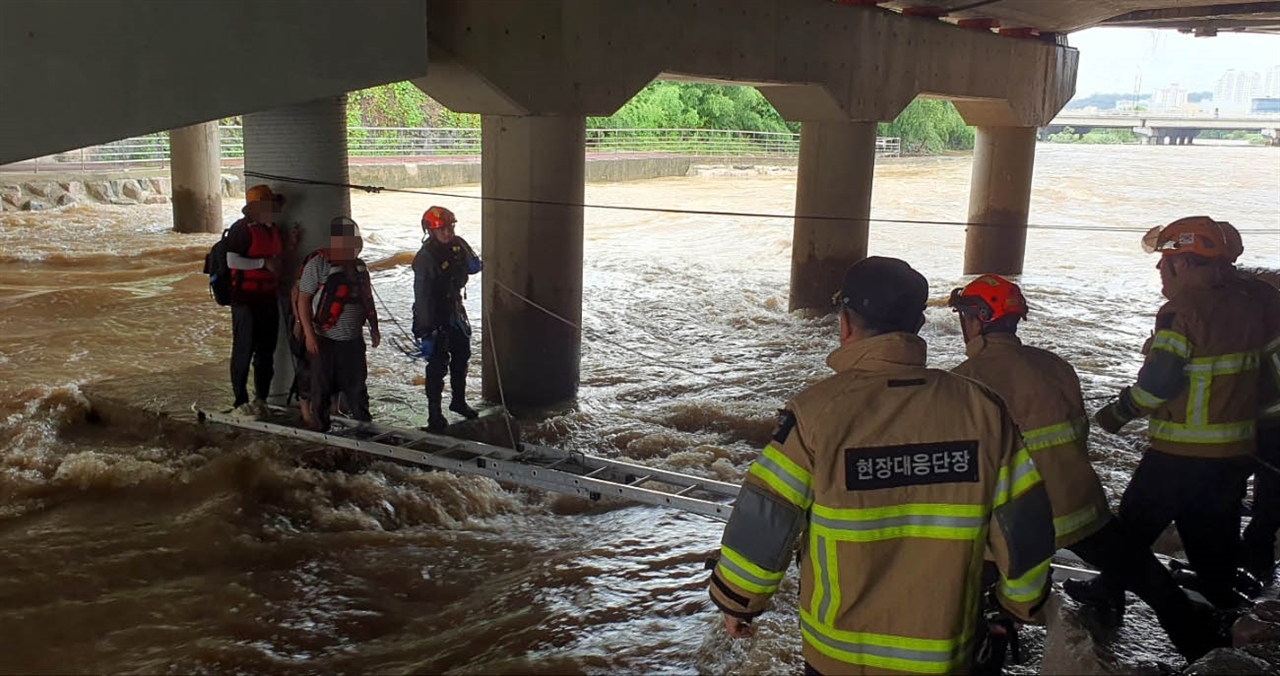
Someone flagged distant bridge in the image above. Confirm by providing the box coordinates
[1044,112,1280,145]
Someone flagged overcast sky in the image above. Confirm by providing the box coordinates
[1071,27,1280,95]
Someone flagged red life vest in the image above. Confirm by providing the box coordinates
[229,219,282,299]
[306,248,374,332]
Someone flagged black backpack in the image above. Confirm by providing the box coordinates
[203,228,233,306]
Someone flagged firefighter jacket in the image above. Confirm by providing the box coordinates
[953,333,1111,550]
[1121,266,1266,458]
[708,333,1055,676]
[412,235,480,339]
[1232,271,1280,430]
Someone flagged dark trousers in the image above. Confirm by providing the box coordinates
[230,301,279,407]
[425,323,472,404]
[1102,449,1250,606]
[1072,519,1206,650]
[1242,427,1280,572]
[310,337,371,431]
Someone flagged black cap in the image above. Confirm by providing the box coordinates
[835,257,929,333]
[330,216,361,237]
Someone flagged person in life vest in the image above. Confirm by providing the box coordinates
[224,184,285,419]
[296,216,380,432]
[709,257,1054,676]
[1214,221,1280,583]
[1068,216,1267,614]
[950,275,1220,661]
[413,206,483,432]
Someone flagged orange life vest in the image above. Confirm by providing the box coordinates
[229,219,282,300]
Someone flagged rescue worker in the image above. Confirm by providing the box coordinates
[225,184,285,419]
[1218,222,1280,583]
[297,216,380,432]
[950,274,1218,660]
[1067,216,1266,613]
[413,206,483,432]
[709,256,1055,676]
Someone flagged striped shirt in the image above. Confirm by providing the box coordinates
[299,255,368,342]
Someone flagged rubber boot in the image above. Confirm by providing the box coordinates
[427,378,448,432]
[1164,600,1230,662]
[450,371,479,420]
[1063,576,1126,627]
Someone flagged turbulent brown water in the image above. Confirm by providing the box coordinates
[1,143,1277,674]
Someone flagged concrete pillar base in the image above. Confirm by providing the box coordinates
[964,126,1036,276]
[243,96,350,402]
[170,122,223,234]
[789,120,878,312]
[481,114,585,410]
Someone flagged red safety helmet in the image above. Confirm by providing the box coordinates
[421,206,457,232]
[948,274,1029,324]
[1140,216,1229,260]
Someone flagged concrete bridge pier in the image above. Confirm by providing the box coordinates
[964,126,1037,275]
[789,120,878,312]
[480,115,586,409]
[413,0,1078,406]
[169,122,222,234]
[243,95,351,401]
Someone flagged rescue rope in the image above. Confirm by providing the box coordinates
[243,170,1280,235]
[369,281,422,360]
[482,304,520,451]
[490,278,788,401]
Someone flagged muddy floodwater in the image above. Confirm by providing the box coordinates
[0,143,1277,674]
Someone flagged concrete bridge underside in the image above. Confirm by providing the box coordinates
[7,0,1267,407]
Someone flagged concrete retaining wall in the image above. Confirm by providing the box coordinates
[0,156,710,211]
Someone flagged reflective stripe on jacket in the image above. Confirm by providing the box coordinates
[953,333,1112,549]
[708,333,1055,675]
[1128,269,1266,458]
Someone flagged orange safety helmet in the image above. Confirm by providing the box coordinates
[948,274,1029,324]
[1217,220,1243,264]
[421,206,457,232]
[1141,216,1228,260]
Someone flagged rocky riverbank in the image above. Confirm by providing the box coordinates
[0,174,243,212]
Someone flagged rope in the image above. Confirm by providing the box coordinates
[242,170,1280,235]
[482,309,521,452]
[369,280,421,359]
[490,278,776,393]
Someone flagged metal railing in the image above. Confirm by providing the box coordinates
[1055,110,1280,120]
[5,126,902,173]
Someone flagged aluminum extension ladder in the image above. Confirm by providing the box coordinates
[197,406,741,521]
[195,406,1100,580]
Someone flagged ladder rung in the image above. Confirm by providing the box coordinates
[628,474,653,486]
[584,466,609,478]
[674,483,702,496]
[544,455,575,471]
[403,437,439,450]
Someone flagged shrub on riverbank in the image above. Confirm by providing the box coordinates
[1046,127,1140,144]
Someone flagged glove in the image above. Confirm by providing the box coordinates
[466,256,483,275]
[1095,389,1139,434]
[417,336,436,359]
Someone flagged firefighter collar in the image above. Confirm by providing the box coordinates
[826,332,927,374]
[964,332,1022,358]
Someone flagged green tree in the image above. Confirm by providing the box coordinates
[336,80,980,155]
[877,99,974,153]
